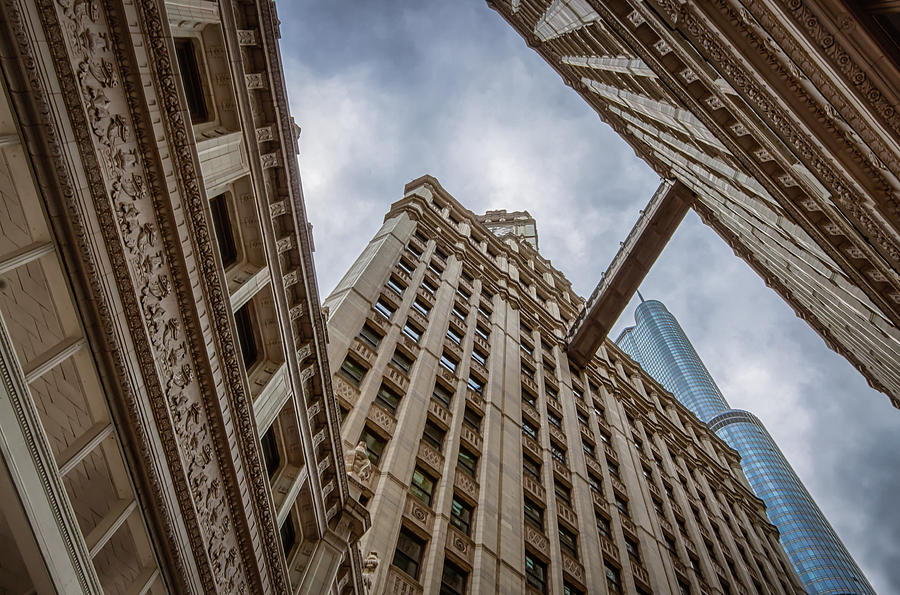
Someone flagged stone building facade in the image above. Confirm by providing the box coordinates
[0,0,366,593]
[488,0,900,409]
[324,175,805,595]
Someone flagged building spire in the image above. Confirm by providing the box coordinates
[637,290,645,303]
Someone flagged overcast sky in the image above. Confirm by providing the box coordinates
[277,1,900,591]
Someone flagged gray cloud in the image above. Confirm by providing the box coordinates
[277,1,900,591]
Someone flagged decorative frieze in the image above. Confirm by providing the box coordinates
[368,402,397,436]
[525,525,551,558]
[446,526,475,566]
[403,493,434,534]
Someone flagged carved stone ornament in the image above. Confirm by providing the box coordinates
[362,551,379,591]
[346,441,373,482]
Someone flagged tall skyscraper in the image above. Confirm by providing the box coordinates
[0,1,366,592]
[617,299,874,594]
[489,0,900,411]
[325,175,805,595]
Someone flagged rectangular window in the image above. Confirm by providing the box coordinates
[174,38,210,123]
[450,495,474,535]
[261,425,281,480]
[545,384,558,400]
[604,563,621,593]
[564,583,584,595]
[406,242,423,259]
[279,515,295,557]
[523,455,541,481]
[525,552,547,593]
[471,348,487,366]
[391,349,414,375]
[572,385,584,401]
[608,462,620,478]
[234,302,259,370]
[446,326,463,345]
[462,407,482,432]
[456,284,471,301]
[397,257,414,275]
[422,278,438,295]
[522,419,539,440]
[338,355,368,388]
[457,446,478,477]
[466,374,484,394]
[554,481,571,505]
[559,526,578,559]
[599,430,611,445]
[451,304,467,321]
[548,412,562,429]
[375,298,396,320]
[428,260,444,276]
[583,441,596,458]
[392,527,425,580]
[615,495,629,516]
[358,323,383,349]
[440,560,468,595]
[360,426,386,465]
[410,466,436,506]
[435,246,448,262]
[576,411,589,426]
[522,388,537,407]
[412,298,431,317]
[478,302,492,318]
[474,324,490,341]
[376,382,402,414]
[588,472,602,493]
[414,230,429,245]
[551,443,566,463]
[522,363,535,380]
[402,321,423,343]
[597,513,611,538]
[440,352,458,373]
[433,381,453,408]
[625,537,641,561]
[521,341,534,358]
[209,193,237,268]
[524,497,544,529]
[422,419,446,451]
[386,276,406,296]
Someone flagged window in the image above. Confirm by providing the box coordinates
[407,242,423,259]
[474,324,489,341]
[594,405,606,420]
[375,297,396,320]
[456,284,471,301]
[523,455,541,481]
[461,269,474,284]
[450,495,474,535]
[440,560,468,595]
[551,442,566,463]
[360,426,386,465]
[522,388,537,407]
[548,411,562,429]
[435,246,448,261]
[397,257,414,275]
[522,362,535,380]
[559,525,578,559]
[608,461,620,478]
[422,278,438,295]
[414,230,429,245]
[451,304,467,321]
[462,407,482,432]
[402,321,423,343]
[392,527,425,579]
[234,302,259,370]
[471,348,487,366]
[545,384,558,400]
[564,583,584,595]
[520,322,533,338]
[358,323,383,349]
[652,497,664,515]
[467,374,484,394]
[524,497,543,529]
[625,537,641,561]
[428,260,444,276]
[583,441,596,458]
[261,425,281,480]
[391,349,414,375]
[664,534,676,552]
[520,341,534,358]
[599,430,611,445]
[422,419,446,451]
[410,466,436,506]
[440,351,459,373]
[477,302,492,318]
[412,298,431,317]
[376,382,402,414]
[433,381,454,408]
[338,355,368,388]
[615,495,629,516]
[522,419,539,440]
[446,326,463,345]
[604,563,621,593]
[554,481,571,505]
[209,193,237,268]
[279,515,296,557]
[174,38,210,123]
[457,446,478,476]
[572,385,584,401]
[524,551,547,593]
[588,472,602,493]
[596,513,611,538]
[576,410,589,427]
[678,581,692,595]
[642,466,652,480]
[386,276,406,296]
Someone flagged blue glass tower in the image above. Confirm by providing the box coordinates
[616,299,874,595]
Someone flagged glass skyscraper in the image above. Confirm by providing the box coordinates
[617,299,874,595]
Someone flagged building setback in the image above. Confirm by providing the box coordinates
[489,0,900,410]
[618,299,874,594]
[325,175,806,595]
[0,0,366,592]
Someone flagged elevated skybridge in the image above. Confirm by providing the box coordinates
[566,180,693,367]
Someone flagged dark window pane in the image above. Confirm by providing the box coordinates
[174,38,209,123]
[261,425,280,480]
[209,193,237,268]
[234,303,259,370]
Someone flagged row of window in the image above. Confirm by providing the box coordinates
[392,526,469,594]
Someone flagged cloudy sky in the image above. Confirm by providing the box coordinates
[277,1,900,591]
